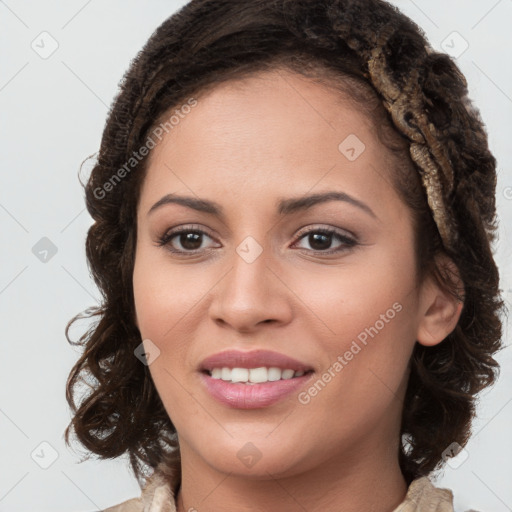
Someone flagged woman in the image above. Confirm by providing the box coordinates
[64,0,505,510]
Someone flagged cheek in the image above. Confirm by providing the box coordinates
[291,245,419,403]
[132,247,217,391]
[292,249,418,342]
[132,252,198,426]
[132,245,202,338]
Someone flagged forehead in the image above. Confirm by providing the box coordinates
[139,69,403,216]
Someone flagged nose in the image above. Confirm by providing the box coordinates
[208,240,293,333]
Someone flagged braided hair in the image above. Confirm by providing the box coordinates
[64,0,505,487]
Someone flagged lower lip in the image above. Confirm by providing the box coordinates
[199,371,314,409]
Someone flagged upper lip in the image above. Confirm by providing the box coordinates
[199,349,315,372]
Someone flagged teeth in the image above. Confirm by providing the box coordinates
[281,369,295,379]
[209,367,308,384]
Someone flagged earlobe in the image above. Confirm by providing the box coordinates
[416,256,464,347]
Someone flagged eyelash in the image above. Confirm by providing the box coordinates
[156,224,358,256]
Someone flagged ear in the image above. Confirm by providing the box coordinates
[416,255,464,347]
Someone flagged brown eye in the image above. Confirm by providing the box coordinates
[156,226,218,254]
[293,227,357,255]
[173,231,204,251]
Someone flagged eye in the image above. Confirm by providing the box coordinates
[156,224,358,256]
[292,226,357,254]
[156,225,218,254]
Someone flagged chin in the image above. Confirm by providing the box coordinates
[194,436,309,479]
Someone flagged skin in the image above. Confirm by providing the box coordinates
[132,68,463,512]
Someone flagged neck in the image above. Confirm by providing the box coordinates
[175,435,407,512]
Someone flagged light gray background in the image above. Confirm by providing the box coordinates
[1,1,511,511]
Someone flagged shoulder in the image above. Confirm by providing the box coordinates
[101,496,143,512]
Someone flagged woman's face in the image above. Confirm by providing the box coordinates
[132,69,432,478]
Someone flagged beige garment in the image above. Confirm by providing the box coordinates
[102,462,456,512]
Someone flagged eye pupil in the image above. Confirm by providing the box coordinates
[180,232,202,250]
[309,232,331,251]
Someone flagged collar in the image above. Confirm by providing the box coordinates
[391,476,454,511]
[140,461,179,512]
[139,464,454,512]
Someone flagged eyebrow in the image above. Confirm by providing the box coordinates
[147,191,377,219]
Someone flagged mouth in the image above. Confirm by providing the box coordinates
[199,367,315,409]
[198,349,316,408]
[200,367,314,384]
[199,349,315,375]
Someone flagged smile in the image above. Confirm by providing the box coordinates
[199,369,315,409]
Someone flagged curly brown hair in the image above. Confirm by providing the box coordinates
[64,0,505,488]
